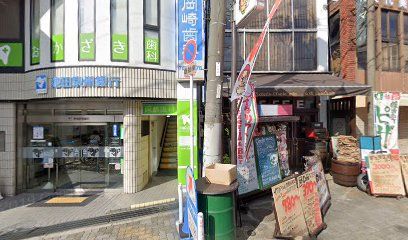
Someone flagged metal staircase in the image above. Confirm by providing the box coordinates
[159,117,178,170]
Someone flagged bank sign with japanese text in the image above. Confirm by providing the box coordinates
[177,0,205,81]
[35,75,121,94]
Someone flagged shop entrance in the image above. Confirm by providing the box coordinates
[55,124,120,189]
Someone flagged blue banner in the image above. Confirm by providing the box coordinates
[177,0,205,80]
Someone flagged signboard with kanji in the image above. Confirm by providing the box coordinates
[177,0,205,81]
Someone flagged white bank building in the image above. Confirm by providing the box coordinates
[0,0,193,196]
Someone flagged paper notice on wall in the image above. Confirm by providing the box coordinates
[33,126,44,140]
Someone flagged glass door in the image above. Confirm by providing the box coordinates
[55,124,108,189]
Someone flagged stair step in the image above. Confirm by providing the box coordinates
[166,133,177,138]
[163,146,177,152]
[162,152,177,158]
[161,157,178,163]
[166,129,177,134]
[165,138,177,143]
[164,142,177,148]
[159,163,178,170]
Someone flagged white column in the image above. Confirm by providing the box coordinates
[0,103,16,196]
[123,100,141,193]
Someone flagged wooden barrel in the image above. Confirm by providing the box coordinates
[331,159,360,187]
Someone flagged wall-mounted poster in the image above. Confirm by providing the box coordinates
[254,135,282,189]
[33,126,44,140]
[297,171,324,235]
[367,154,405,197]
[398,155,408,194]
[272,177,308,238]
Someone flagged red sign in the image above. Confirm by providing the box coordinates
[183,39,197,65]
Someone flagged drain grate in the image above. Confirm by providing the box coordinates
[0,202,177,240]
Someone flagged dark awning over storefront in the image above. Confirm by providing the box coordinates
[252,73,371,97]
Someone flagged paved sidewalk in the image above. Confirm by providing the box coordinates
[33,211,179,240]
[236,175,408,239]
[0,176,177,238]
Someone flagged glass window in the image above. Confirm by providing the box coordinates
[381,10,400,72]
[79,0,95,61]
[270,0,291,29]
[31,0,41,65]
[269,33,293,71]
[145,0,158,26]
[293,0,316,29]
[51,0,65,62]
[0,0,21,40]
[294,32,317,70]
[111,0,128,61]
[245,33,268,71]
[144,0,160,64]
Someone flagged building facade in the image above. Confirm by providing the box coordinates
[329,0,408,151]
[0,0,178,196]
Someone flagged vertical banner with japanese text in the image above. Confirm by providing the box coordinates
[237,83,259,195]
[231,0,282,101]
[177,0,205,80]
[373,92,400,154]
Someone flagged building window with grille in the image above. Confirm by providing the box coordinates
[404,14,408,73]
[30,0,41,65]
[78,0,96,61]
[144,0,160,64]
[50,0,65,62]
[381,10,400,72]
[231,0,317,72]
[111,0,128,61]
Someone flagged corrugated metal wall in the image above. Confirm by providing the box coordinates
[0,67,176,100]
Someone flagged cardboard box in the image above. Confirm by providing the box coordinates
[205,163,237,185]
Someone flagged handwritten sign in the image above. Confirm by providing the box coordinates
[367,154,405,196]
[304,156,331,211]
[272,178,308,237]
[254,135,282,189]
[297,171,324,234]
[399,155,408,194]
[237,143,259,195]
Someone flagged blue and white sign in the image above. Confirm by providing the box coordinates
[186,166,198,239]
[35,75,48,94]
[177,0,205,81]
[112,124,119,137]
[51,76,120,89]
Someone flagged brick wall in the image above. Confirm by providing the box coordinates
[339,0,357,82]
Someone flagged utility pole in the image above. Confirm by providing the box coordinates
[203,0,226,169]
[366,0,376,135]
[230,8,237,165]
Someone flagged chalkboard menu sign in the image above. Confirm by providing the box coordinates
[297,171,324,235]
[400,155,408,194]
[254,135,282,189]
[367,154,405,196]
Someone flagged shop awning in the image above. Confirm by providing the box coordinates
[251,73,371,97]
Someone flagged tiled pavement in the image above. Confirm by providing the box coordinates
[2,175,408,239]
[0,176,177,238]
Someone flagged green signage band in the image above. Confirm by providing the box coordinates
[31,39,40,64]
[79,33,95,60]
[177,100,199,184]
[142,103,177,115]
[144,37,160,64]
[0,42,23,67]
[112,34,128,61]
[51,34,64,61]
